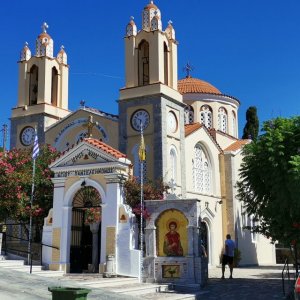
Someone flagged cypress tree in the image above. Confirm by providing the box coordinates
[242,106,259,141]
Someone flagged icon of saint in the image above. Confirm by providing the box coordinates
[163,221,183,256]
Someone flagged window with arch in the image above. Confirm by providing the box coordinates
[232,111,237,137]
[184,105,194,124]
[138,40,149,86]
[29,65,38,105]
[164,42,168,85]
[51,67,58,106]
[218,107,227,133]
[169,146,177,183]
[193,144,211,194]
[200,105,212,129]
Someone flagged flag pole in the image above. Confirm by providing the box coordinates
[138,121,146,283]
[28,127,39,274]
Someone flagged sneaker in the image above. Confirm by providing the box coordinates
[221,276,225,279]
[229,276,233,279]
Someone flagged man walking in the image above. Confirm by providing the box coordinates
[221,234,235,279]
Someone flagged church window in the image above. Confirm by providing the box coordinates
[193,144,211,194]
[218,107,227,133]
[164,43,169,86]
[138,40,150,86]
[29,65,38,105]
[200,105,212,129]
[232,111,237,137]
[51,67,58,106]
[184,105,194,124]
[170,146,177,183]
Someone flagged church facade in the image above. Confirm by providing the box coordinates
[10,1,276,272]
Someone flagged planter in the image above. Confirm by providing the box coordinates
[48,287,91,300]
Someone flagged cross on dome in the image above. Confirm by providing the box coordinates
[168,20,173,25]
[183,62,194,78]
[42,22,49,33]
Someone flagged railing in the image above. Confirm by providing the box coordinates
[282,258,291,297]
[1,226,59,274]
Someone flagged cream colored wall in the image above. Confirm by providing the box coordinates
[229,150,276,265]
[46,110,119,152]
[184,128,222,197]
[214,132,237,149]
[17,57,68,109]
[124,30,178,90]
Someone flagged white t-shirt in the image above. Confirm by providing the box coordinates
[224,239,235,257]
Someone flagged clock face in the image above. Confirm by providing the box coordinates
[168,111,177,133]
[20,126,35,146]
[131,109,150,131]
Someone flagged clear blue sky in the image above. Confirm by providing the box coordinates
[1,0,300,147]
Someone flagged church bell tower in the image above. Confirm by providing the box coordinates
[119,1,186,196]
[10,22,70,149]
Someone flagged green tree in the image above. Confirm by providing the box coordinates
[242,106,259,141]
[237,116,300,248]
[0,145,59,238]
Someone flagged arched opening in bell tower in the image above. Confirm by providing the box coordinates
[138,40,149,86]
[29,65,38,105]
[51,67,58,106]
[164,42,168,85]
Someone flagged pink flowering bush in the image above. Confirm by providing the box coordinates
[0,144,59,237]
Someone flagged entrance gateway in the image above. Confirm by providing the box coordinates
[42,138,140,276]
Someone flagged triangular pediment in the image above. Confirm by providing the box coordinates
[50,139,128,169]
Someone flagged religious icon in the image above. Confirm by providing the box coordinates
[163,221,183,256]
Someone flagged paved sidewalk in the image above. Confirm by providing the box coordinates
[201,265,290,299]
[0,263,292,299]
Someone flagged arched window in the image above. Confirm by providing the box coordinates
[184,105,194,124]
[218,107,227,133]
[193,144,211,194]
[29,65,38,105]
[232,111,237,137]
[200,105,212,129]
[170,146,177,183]
[138,40,149,86]
[164,43,168,85]
[51,67,58,106]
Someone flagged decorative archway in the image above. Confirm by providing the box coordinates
[70,186,102,273]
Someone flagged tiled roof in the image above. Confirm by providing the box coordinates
[185,123,202,136]
[84,138,126,159]
[225,139,251,152]
[178,76,221,95]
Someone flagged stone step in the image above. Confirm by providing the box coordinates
[0,259,25,266]
[106,283,168,295]
[79,277,139,288]
[138,291,201,300]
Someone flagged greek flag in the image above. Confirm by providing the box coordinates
[32,132,39,159]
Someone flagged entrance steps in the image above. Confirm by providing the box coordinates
[74,277,202,299]
[0,259,64,277]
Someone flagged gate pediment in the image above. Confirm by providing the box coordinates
[50,138,130,177]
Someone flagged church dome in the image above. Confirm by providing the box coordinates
[178,76,221,95]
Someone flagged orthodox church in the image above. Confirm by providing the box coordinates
[9,1,276,274]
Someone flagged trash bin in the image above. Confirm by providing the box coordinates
[48,287,91,300]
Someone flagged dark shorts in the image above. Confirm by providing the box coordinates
[222,254,234,266]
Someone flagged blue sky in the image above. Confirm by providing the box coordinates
[1,0,300,147]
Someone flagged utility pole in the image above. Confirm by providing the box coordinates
[2,124,7,153]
